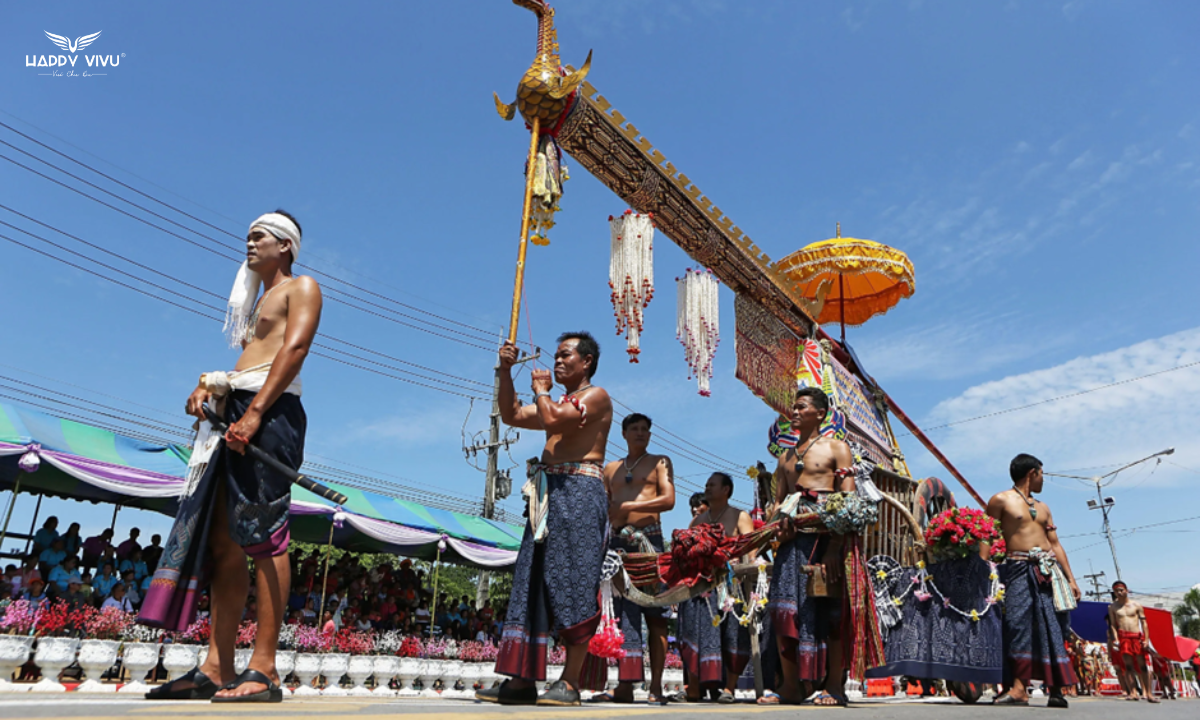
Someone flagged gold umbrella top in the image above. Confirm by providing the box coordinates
[778,224,915,328]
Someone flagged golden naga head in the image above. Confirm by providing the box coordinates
[493,0,593,128]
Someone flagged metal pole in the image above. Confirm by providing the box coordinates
[109,504,120,534]
[1096,483,1123,583]
[24,493,42,554]
[318,521,335,621]
[0,477,21,553]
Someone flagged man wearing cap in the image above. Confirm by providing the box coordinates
[142,210,322,704]
[22,576,49,608]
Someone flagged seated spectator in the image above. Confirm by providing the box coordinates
[93,562,118,599]
[81,528,114,572]
[139,574,151,599]
[415,600,431,632]
[79,571,94,599]
[49,556,81,594]
[60,522,83,557]
[64,576,88,608]
[142,534,163,573]
[458,594,472,613]
[22,576,48,608]
[119,569,140,606]
[287,608,303,625]
[300,597,317,623]
[115,527,141,561]
[479,599,494,624]
[475,622,491,643]
[32,516,59,555]
[2,565,19,595]
[119,549,148,582]
[321,610,336,635]
[196,593,211,620]
[38,538,68,580]
[101,582,134,613]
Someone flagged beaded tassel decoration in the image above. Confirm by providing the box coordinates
[676,268,720,396]
[609,210,655,362]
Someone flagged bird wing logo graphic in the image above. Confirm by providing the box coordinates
[44,31,102,54]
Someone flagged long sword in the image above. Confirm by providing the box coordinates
[202,404,348,506]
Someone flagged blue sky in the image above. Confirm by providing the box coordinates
[1,1,1197,598]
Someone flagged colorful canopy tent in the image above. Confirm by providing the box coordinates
[0,401,519,568]
[1070,600,1195,662]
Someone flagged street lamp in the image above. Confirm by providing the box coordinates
[1082,448,1174,584]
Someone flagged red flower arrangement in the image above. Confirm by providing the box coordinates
[924,507,1000,560]
[397,635,424,658]
[235,620,257,649]
[989,537,1007,562]
[333,628,375,655]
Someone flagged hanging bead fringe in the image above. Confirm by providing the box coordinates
[676,268,720,396]
[609,210,655,362]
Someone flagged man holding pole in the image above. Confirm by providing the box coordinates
[142,210,321,703]
[478,332,612,707]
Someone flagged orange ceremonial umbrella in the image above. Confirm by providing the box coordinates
[778,224,915,344]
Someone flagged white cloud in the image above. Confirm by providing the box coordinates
[917,326,1200,485]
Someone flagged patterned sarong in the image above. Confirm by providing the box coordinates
[677,593,751,688]
[768,532,833,681]
[999,557,1079,688]
[139,390,305,631]
[865,554,1003,684]
[611,523,666,683]
[495,462,607,682]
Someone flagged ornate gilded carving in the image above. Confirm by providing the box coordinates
[554,77,816,340]
[493,1,592,128]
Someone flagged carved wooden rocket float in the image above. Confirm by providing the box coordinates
[491,0,984,515]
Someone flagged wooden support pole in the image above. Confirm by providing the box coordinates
[507,116,542,344]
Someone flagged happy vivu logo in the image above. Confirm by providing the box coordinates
[26,30,124,76]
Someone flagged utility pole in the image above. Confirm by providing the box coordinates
[1055,447,1173,586]
[464,350,539,608]
[1082,563,1108,602]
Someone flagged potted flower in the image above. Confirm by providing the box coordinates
[292,625,328,696]
[477,641,499,689]
[116,623,163,694]
[30,600,81,693]
[336,629,376,695]
[0,600,37,691]
[371,630,401,696]
[229,620,256,676]
[458,641,482,692]
[318,628,351,697]
[275,623,296,693]
[396,636,423,696]
[77,607,130,692]
[418,636,447,697]
[162,618,207,683]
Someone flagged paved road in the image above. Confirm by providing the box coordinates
[0,695,1192,720]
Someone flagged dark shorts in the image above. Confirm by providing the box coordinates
[610,523,667,683]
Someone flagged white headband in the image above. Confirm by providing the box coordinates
[222,213,304,348]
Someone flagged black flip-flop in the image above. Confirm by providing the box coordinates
[992,694,1029,706]
[588,691,634,704]
[210,668,283,703]
[145,668,219,700]
[813,691,849,707]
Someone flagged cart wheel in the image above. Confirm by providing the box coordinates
[949,681,983,704]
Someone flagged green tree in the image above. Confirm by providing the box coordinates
[1173,588,1200,640]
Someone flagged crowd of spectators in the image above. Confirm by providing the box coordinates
[1,516,509,644]
[281,550,507,643]
[0,516,161,613]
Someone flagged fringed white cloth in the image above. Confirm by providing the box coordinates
[224,213,302,348]
[182,363,302,498]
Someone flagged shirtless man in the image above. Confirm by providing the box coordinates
[678,472,755,702]
[1108,581,1160,703]
[478,332,613,707]
[598,413,675,704]
[987,454,1081,708]
[143,210,321,703]
[768,387,855,707]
